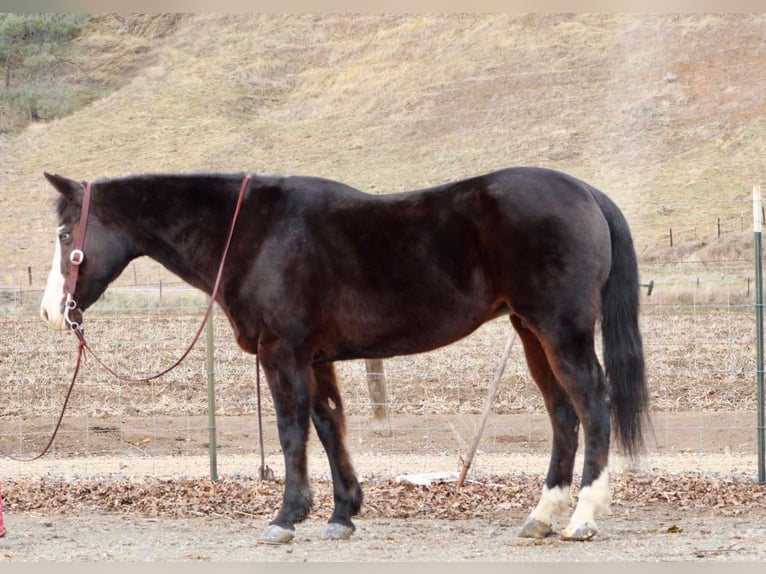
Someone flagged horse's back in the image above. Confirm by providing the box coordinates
[483,167,607,221]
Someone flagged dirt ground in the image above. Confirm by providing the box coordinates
[4,509,766,562]
[0,410,757,468]
[1,411,765,562]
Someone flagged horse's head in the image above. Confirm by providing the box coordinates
[40,173,138,330]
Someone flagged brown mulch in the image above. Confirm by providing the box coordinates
[3,472,766,520]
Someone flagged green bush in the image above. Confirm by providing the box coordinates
[0,13,88,126]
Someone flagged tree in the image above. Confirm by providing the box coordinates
[0,13,88,122]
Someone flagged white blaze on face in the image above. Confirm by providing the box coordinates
[40,226,67,330]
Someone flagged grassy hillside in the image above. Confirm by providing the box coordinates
[2,13,765,288]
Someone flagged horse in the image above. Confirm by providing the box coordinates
[39,166,648,544]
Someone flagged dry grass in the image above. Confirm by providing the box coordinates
[2,14,766,289]
[0,293,755,424]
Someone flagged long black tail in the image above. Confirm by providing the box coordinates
[590,188,649,459]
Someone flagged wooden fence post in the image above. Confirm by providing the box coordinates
[364,358,391,436]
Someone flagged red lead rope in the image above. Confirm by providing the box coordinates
[73,175,250,381]
[1,175,251,463]
[0,339,85,462]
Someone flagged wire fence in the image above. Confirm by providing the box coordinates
[0,241,761,479]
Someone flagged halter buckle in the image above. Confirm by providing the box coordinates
[70,249,84,266]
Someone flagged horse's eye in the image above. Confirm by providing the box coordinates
[58,231,71,242]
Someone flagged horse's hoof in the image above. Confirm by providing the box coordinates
[518,519,553,539]
[322,522,355,540]
[260,524,295,545]
[561,522,597,541]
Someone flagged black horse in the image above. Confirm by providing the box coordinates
[40,166,647,543]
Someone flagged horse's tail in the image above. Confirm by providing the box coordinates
[590,187,649,459]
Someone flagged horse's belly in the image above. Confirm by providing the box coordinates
[324,294,500,362]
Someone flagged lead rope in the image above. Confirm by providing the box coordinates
[0,339,86,462]
[255,355,273,480]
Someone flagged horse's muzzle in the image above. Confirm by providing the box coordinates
[40,303,71,331]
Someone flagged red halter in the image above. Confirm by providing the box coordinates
[64,181,92,330]
[64,175,250,336]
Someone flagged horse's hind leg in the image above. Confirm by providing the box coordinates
[511,315,579,539]
[310,362,363,540]
[543,322,612,541]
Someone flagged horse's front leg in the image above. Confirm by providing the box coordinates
[310,362,363,539]
[257,339,313,545]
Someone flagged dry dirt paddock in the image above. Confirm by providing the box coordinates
[3,507,766,562]
[2,419,766,563]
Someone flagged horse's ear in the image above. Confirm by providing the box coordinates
[43,172,83,204]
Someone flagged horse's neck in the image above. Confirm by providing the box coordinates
[109,177,236,296]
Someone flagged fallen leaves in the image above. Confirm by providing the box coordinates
[614,472,766,515]
[3,471,766,521]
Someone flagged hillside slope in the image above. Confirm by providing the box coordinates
[2,13,765,288]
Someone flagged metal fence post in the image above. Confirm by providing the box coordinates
[206,297,218,481]
[753,185,764,483]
